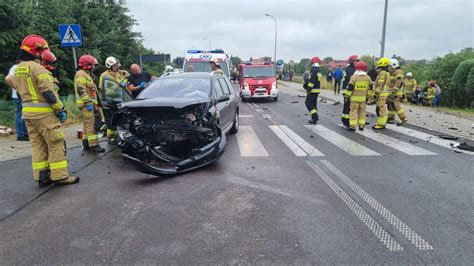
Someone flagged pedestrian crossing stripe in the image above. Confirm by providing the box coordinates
[269,125,324,157]
[338,125,437,156]
[236,126,269,157]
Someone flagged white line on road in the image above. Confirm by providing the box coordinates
[345,125,437,156]
[321,160,434,251]
[239,114,254,118]
[251,103,260,108]
[269,126,307,156]
[307,161,403,251]
[279,125,324,156]
[305,125,380,156]
[385,124,474,155]
[236,126,269,157]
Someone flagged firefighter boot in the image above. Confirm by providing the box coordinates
[38,169,52,188]
[54,176,80,186]
[397,118,408,126]
[82,139,90,150]
[89,145,105,153]
[308,113,318,124]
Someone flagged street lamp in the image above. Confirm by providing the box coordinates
[265,13,277,67]
[202,37,212,50]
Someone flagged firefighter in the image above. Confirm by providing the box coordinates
[426,80,437,106]
[99,56,129,143]
[403,72,417,104]
[75,55,105,153]
[341,55,359,127]
[367,65,378,105]
[210,59,224,75]
[303,57,322,124]
[347,61,371,131]
[372,57,391,130]
[40,49,60,92]
[387,59,407,125]
[12,35,78,187]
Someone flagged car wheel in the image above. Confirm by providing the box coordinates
[273,96,278,101]
[241,97,247,102]
[230,110,239,134]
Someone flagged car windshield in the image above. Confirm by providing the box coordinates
[184,61,230,77]
[243,66,275,78]
[137,78,211,99]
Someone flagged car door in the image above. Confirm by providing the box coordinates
[100,78,133,129]
[212,77,231,129]
[220,77,238,121]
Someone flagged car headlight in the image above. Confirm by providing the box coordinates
[244,82,249,90]
[117,126,133,139]
[272,82,277,90]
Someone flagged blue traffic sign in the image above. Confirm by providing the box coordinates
[58,24,82,47]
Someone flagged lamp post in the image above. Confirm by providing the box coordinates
[202,37,212,50]
[265,13,277,67]
[380,0,388,57]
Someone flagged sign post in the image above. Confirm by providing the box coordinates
[58,24,83,68]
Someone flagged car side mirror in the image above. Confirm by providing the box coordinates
[217,95,230,103]
[112,98,123,104]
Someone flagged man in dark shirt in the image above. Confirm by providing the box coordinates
[127,64,155,98]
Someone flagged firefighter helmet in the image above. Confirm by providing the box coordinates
[348,55,359,63]
[78,55,98,70]
[406,72,413,78]
[390,58,400,68]
[165,65,174,72]
[105,56,121,69]
[376,57,390,67]
[209,58,220,66]
[20,35,49,57]
[355,61,367,72]
[428,80,435,86]
[41,50,57,71]
[311,57,321,64]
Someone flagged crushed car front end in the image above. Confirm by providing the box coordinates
[112,98,226,175]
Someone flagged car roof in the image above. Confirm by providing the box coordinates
[160,72,215,79]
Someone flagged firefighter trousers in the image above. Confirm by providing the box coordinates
[25,114,69,181]
[81,108,99,147]
[349,102,366,129]
[375,95,388,128]
[342,96,351,127]
[387,96,406,122]
[367,90,374,104]
[305,92,319,121]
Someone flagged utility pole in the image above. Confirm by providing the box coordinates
[380,0,388,57]
[265,13,277,68]
[202,37,212,50]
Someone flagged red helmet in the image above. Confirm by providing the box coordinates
[311,57,321,64]
[348,55,359,63]
[428,80,435,86]
[41,50,57,71]
[355,61,367,72]
[78,55,98,70]
[20,35,49,57]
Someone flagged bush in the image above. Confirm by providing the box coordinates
[451,59,474,107]
[0,99,16,128]
[465,67,474,108]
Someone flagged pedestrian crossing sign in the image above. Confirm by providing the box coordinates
[58,24,82,47]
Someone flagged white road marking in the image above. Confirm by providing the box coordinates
[346,125,437,156]
[279,125,324,156]
[251,103,260,108]
[269,126,307,156]
[255,109,263,113]
[261,114,272,119]
[305,125,380,156]
[385,124,474,155]
[239,114,254,118]
[236,126,269,157]
[307,161,403,251]
[321,160,434,251]
[245,103,253,108]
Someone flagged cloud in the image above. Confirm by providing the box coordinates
[127,0,473,62]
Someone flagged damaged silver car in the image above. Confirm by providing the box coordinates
[100,72,239,175]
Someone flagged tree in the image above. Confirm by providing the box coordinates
[172,57,184,68]
[230,56,242,67]
[359,55,376,71]
[323,57,333,62]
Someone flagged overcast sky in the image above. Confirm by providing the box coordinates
[127,0,473,62]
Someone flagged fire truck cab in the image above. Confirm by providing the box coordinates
[183,49,231,78]
[238,63,278,102]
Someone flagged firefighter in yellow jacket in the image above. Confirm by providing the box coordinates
[403,72,417,103]
[98,56,129,143]
[372,57,391,130]
[12,35,78,187]
[75,55,105,153]
[346,61,371,131]
[387,59,407,125]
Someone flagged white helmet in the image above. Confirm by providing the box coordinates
[210,58,220,66]
[312,63,320,67]
[389,58,399,68]
[406,72,413,77]
[165,65,174,72]
[105,56,120,69]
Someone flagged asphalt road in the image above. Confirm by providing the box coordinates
[0,87,473,264]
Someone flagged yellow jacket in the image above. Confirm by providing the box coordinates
[12,61,64,119]
[98,69,129,92]
[389,68,404,96]
[403,78,417,94]
[74,69,98,108]
[348,72,371,103]
[374,70,390,97]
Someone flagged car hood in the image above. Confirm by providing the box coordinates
[120,97,212,109]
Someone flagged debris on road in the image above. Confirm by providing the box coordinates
[0,126,13,137]
[448,127,459,130]
[297,95,305,98]
[458,142,474,152]
[409,140,419,143]
[333,101,340,105]
[438,134,458,140]
[291,101,299,104]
